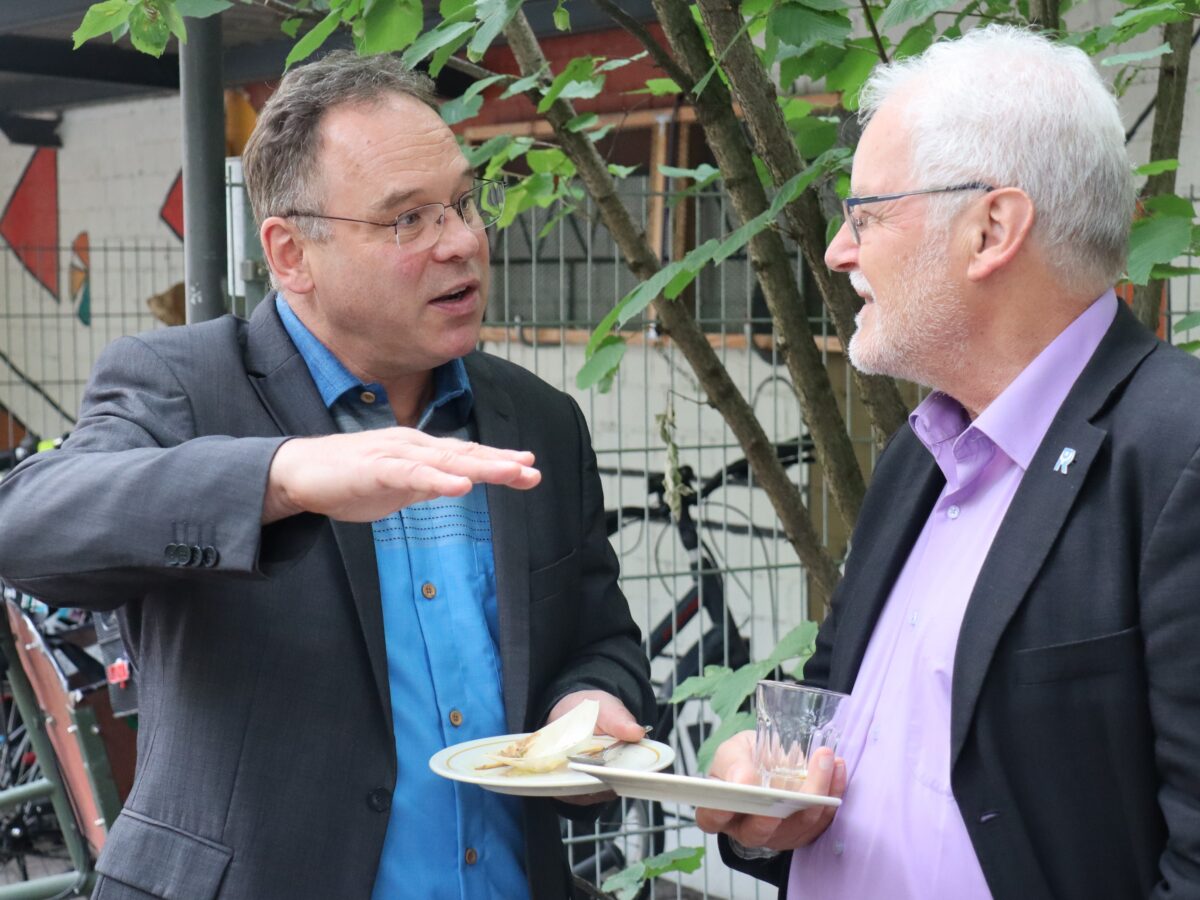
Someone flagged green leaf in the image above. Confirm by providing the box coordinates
[895,19,936,58]
[527,148,575,176]
[640,77,682,95]
[565,112,598,132]
[174,0,233,16]
[110,19,131,42]
[695,710,754,773]
[440,73,505,125]
[825,47,877,109]
[1136,158,1180,177]
[791,116,838,158]
[74,0,135,48]
[1103,41,1171,66]
[826,213,843,244]
[770,4,851,54]
[553,0,570,31]
[597,52,647,72]
[576,335,627,391]
[670,665,732,704]
[796,0,849,10]
[464,134,512,168]
[286,9,341,68]
[129,0,173,57]
[281,16,303,37]
[403,20,473,66]
[357,0,422,55]
[1142,192,1193,217]
[1177,339,1200,353]
[587,123,615,142]
[499,66,547,99]
[601,846,706,900]
[608,163,638,178]
[537,56,599,113]
[161,0,188,42]
[1154,264,1200,279]
[660,163,721,189]
[780,96,814,122]
[1173,312,1200,333]
[468,0,522,62]
[877,0,958,31]
[1127,214,1193,284]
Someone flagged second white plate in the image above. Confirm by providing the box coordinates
[568,762,841,817]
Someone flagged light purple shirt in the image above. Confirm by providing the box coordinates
[788,291,1118,899]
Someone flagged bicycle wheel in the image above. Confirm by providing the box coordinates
[565,795,664,900]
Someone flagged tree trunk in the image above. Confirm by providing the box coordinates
[502,11,843,603]
[692,0,911,449]
[1132,20,1193,333]
[649,0,865,533]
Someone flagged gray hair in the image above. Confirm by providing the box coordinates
[858,26,1135,288]
[242,49,439,245]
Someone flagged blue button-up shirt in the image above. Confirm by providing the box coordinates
[276,296,528,900]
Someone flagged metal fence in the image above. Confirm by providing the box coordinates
[1,180,1198,897]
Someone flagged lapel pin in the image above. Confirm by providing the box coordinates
[1053,447,1076,475]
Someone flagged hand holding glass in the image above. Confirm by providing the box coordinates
[754,681,847,791]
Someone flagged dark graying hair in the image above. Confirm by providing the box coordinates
[242,50,439,241]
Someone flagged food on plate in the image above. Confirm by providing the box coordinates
[476,699,601,773]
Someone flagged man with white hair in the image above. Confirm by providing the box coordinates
[698,25,1200,899]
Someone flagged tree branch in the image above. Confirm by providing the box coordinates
[859,0,889,63]
[1132,19,1193,332]
[692,0,910,449]
[591,0,694,91]
[502,9,843,604]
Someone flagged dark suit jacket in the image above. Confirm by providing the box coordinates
[724,303,1200,899]
[0,298,654,900]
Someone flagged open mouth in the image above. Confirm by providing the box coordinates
[430,284,475,306]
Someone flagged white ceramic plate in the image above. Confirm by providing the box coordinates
[567,762,841,817]
[429,735,676,798]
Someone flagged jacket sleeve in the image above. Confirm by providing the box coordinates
[1144,443,1200,896]
[0,334,303,608]
[531,395,655,730]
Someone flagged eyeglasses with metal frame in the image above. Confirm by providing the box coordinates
[842,183,994,244]
[281,179,506,253]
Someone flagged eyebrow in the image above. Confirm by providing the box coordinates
[368,165,476,217]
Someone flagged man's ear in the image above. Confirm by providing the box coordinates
[965,187,1036,282]
[260,217,315,294]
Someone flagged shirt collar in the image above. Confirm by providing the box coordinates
[909,289,1117,473]
[275,294,474,428]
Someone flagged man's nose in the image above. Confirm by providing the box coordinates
[824,220,858,272]
[432,207,482,260]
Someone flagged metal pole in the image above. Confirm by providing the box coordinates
[180,14,227,323]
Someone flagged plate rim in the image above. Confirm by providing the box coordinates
[568,761,842,812]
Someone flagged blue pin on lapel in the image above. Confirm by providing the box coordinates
[1053,447,1076,475]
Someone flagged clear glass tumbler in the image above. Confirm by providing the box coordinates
[754,680,847,791]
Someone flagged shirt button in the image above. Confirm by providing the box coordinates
[464,848,478,865]
[909,612,918,627]
[449,709,464,727]
[421,582,437,599]
[360,390,377,404]
[366,788,391,813]
[833,841,845,856]
[947,505,961,519]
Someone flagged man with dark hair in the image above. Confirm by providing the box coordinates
[0,50,653,900]
[699,26,1200,900]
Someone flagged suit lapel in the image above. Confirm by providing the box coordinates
[829,431,944,691]
[950,303,1158,768]
[464,354,532,733]
[243,296,393,734]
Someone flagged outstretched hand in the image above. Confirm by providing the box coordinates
[263,428,541,523]
[695,730,846,851]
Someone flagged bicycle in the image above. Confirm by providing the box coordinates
[564,438,811,896]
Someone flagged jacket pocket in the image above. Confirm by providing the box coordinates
[1013,626,1142,684]
[529,548,578,603]
[96,809,232,900]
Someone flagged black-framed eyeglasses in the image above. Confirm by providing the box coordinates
[842,183,994,244]
[281,179,506,253]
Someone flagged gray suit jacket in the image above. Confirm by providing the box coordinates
[0,298,654,900]
[723,303,1200,898]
